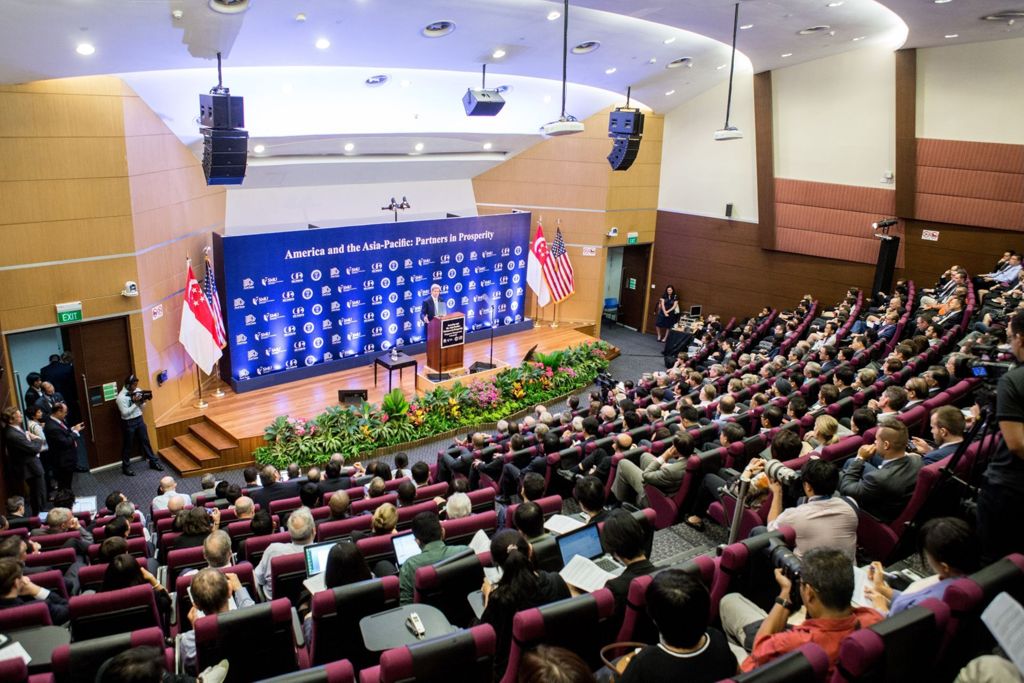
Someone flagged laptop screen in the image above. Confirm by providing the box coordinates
[392,533,422,567]
[556,524,603,566]
[304,541,337,578]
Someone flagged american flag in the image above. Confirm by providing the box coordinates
[203,254,228,349]
[545,227,575,303]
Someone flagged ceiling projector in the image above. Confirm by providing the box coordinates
[541,117,585,136]
[714,126,743,141]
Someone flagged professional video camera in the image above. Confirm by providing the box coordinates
[595,372,616,401]
[764,459,801,486]
[767,537,804,609]
[950,354,1013,383]
[132,389,154,403]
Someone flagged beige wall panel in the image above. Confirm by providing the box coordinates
[473,180,607,210]
[135,235,216,307]
[130,192,225,253]
[507,158,611,188]
[518,136,617,164]
[0,178,131,226]
[125,133,202,177]
[128,165,220,216]
[0,137,128,182]
[0,76,135,98]
[0,257,139,310]
[122,96,175,138]
[0,92,125,139]
[606,186,659,210]
[0,216,136,267]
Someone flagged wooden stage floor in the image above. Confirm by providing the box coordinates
[157,324,601,444]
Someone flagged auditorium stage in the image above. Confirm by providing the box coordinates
[154,324,605,475]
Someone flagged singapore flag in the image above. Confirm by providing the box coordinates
[179,261,223,374]
[526,222,552,308]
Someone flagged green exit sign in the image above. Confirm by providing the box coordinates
[627,234,638,245]
[56,302,82,325]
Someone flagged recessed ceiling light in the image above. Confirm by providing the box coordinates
[933,0,952,3]
[665,90,676,96]
[400,79,411,88]
[781,52,793,57]
[827,1,844,6]
[799,25,832,35]
[492,48,506,59]
[716,63,727,69]
[648,57,657,64]
[422,20,456,38]
[483,142,493,150]
[253,144,265,154]
[571,41,601,54]
[944,33,959,38]
[414,142,424,152]
[543,95,552,103]
[343,142,355,152]
[294,13,306,22]
[740,24,754,30]
[666,57,692,69]
[315,37,330,49]
[547,10,561,21]
[75,43,95,56]
[663,37,676,44]
[605,67,617,74]
[852,36,866,41]
[365,74,389,87]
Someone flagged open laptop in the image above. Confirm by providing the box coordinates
[301,540,339,594]
[392,532,422,567]
[555,524,624,575]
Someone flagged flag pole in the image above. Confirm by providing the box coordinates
[203,245,226,399]
[193,363,208,410]
[551,301,559,328]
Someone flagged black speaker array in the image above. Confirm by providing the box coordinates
[607,108,645,171]
[202,129,249,185]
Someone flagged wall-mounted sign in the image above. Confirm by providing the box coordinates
[627,278,637,290]
[627,232,639,245]
[101,382,118,401]
[56,301,82,325]
[151,304,164,321]
[921,229,940,242]
[581,246,597,257]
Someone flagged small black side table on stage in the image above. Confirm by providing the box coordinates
[374,352,418,392]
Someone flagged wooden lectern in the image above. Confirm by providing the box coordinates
[427,313,466,376]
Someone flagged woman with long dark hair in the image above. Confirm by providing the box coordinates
[655,285,680,342]
[101,553,171,630]
[480,529,570,679]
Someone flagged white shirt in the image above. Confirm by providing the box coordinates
[116,387,142,420]
[254,541,310,598]
[151,490,192,511]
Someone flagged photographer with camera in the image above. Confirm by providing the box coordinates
[764,459,858,560]
[115,374,163,476]
[978,311,1024,564]
[719,547,883,675]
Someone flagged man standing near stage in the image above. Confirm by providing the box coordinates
[116,375,164,476]
[421,283,447,324]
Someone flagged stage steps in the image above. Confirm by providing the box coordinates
[158,419,239,476]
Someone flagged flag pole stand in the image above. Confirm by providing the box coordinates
[550,301,559,328]
[193,365,208,410]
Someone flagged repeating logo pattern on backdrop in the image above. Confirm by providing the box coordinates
[220,214,530,382]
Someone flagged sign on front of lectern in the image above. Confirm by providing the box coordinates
[440,317,465,348]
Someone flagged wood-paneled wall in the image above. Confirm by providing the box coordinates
[652,211,877,320]
[473,108,663,330]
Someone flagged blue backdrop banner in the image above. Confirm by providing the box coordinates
[214,213,531,391]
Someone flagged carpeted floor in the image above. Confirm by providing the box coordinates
[72,323,723,565]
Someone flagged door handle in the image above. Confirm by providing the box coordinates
[81,374,95,443]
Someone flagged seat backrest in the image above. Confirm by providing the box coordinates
[24,546,77,574]
[729,643,830,682]
[442,510,498,546]
[355,533,400,567]
[616,555,716,643]
[834,599,949,682]
[166,545,208,589]
[384,477,411,492]
[256,660,355,683]
[503,589,616,682]
[414,482,449,501]
[0,600,52,630]
[33,530,83,550]
[92,522,144,541]
[378,624,496,683]
[88,536,149,562]
[0,657,27,683]
[352,493,399,516]
[317,515,372,542]
[711,529,795,615]
[175,562,256,633]
[467,487,496,513]
[52,626,166,683]
[270,551,309,607]
[414,549,484,628]
[504,495,562,530]
[69,583,161,641]
[942,554,1024,670]
[75,557,144,593]
[396,500,440,530]
[241,530,291,566]
[195,598,297,681]
[270,496,304,517]
[310,575,400,669]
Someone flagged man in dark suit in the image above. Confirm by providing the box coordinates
[43,403,84,491]
[33,382,64,419]
[23,373,43,411]
[839,418,922,523]
[601,510,657,634]
[250,465,300,512]
[318,459,354,495]
[2,407,46,516]
[420,283,447,323]
[0,557,69,625]
[910,406,965,465]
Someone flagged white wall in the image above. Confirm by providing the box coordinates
[7,327,63,409]
[772,45,895,188]
[604,247,624,302]
[658,69,759,222]
[225,179,479,234]
[917,37,1024,145]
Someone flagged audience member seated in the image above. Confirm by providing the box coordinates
[611,433,694,507]
[574,476,608,524]
[438,432,489,483]
[910,406,966,464]
[251,465,303,511]
[366,477,386,499]
[443,492,472,520]
[299,482,321,510]
[865,516,978,615]
[248,510,274,537]
[765,459,858,559]
[197,474,218,501]
[32,506,92,557]
[201,531,234,570]
[410,461,431,488]
[151,476,192,510]
[255,507,315,598]
[398,512,470,604]
[232,496,255,521]
[0,556,68,624]
[601,509,656,623]
[102,553,171,627]
[839,418,922,522]
[174,507,220,549]
[396,480,417,508]
[513,502,549,544]
[619,569,738,683]
[323,490,351,523]
[181,568,256,673]
[720,547,883,675]
[480,529,571,679]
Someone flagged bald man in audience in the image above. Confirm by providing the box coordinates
[232,496,254,520]
[152,476,192,510]
[324,490,351,522]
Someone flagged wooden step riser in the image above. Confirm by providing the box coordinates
[189,421,238,452]
[173,434,220,462]
[158,446,200,475]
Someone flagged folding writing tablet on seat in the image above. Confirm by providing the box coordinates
[194,598,299,682]
[309,576,401,669]
[52,626,170,683]
[0,600,52,631]
[360,624,496,683]
[69,583,161,641]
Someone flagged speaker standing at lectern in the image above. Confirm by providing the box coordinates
[421,283,448,324]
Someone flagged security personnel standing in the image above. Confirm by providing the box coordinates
[116,374,164,476]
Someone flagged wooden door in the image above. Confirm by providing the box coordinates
[617,245,651,331]
[66,317,134,468]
